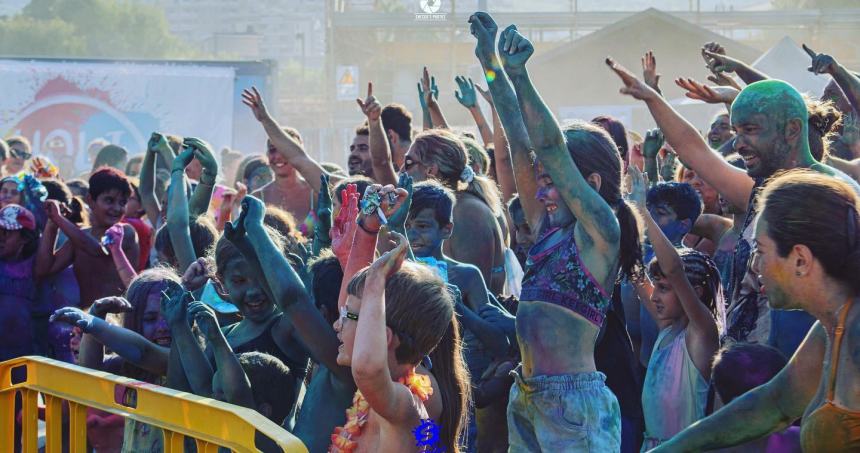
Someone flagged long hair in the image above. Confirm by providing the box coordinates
[758,169,860,294]
[563,121,644,281]
[805,95,842,161]
[347,262,469,453]
[648,248,726,334]
[411,129,502,217]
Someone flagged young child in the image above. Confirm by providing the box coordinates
[0,204,40,361]
[36,167,140,310]
[333,230,469,453]
[629,166,723,450]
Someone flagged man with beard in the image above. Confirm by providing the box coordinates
[609,60,858,357]
[347,124,374,179]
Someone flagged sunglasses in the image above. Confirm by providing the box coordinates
[402,157,422,172]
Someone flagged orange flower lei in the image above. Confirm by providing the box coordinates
[329,370,433,452]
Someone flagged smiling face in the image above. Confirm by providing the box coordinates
[334,294,361,366]
[402,148,430,183]
[686,169,719,214]
[730,110,792,178]
[752,216,795,310]
[221,256,276,322]
[0,181,21,208]
[708,114,734,149]
[348,134,373,177]
[535,160,574,228]
[406,208,450,258]
[266,140,296,179]
[141,288,171,347]
[87,189,128,228]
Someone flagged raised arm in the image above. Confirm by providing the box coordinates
[162,289,214,396]
[455,76,493,146]
[422,67,449,129]
[629,167,718,377]
[34,203,74,278]
[139,134,164,225]
[350,232,420,423]
[804,44,860,115]
[166,145,197,273]
[242,87,341,193]
[190,301,255,408]
[232,195,352,384]
[469,13,541,230]
[702,42,768,85]
[607,58,754,209]
[46,199,105,258]
[477,84,517,204]
[653,322,825,452]
[185,138,219,218]
[51,299,169,376]
[357,82,398,186]
[417,78,437,130]
[104,224,137,289]
[502,25,620,263]
[642,50,662,96]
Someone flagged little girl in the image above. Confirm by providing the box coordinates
[333,230,470,453]
[629,166,724,450]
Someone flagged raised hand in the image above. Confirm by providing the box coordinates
[658,149,678,183]
[454,76,478,108]
[386,173,413,234]
[702,49,742,76]
[239,195,266,229]
[642,50,661,93]
[172,146,195,173]
[707,72,742,90]
[241,87,269,122]
[161,288,191,327]
[50,307,97,332]
[606,57,659,101]
[357,184,409,234]
[475,84,493,106]
[89,296,134,318]
[498,25,534,74]
[315,173,333,242]
[366,230,410,287]
[188,301,220,340]
[642,129,664,161]
[331,184,359,261]
[182,257,211,292]
[420,67,439,108]
[149,132,175,163]
[184,137,218,176]
[44,199,64,224]
[675,78,739,105]
[469,12,499,62]
[356,82,382,122]
[803,44,838,75]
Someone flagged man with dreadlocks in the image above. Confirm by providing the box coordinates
[628,166,725,450]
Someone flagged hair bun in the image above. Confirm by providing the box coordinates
[459,166,475,183]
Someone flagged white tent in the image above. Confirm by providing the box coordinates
[752,36,831,97]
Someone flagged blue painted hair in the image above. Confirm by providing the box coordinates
[646,182,703,224]
[409,180,456,227]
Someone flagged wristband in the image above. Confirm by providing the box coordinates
[357,218,379,235]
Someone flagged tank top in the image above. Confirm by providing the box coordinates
[800,300,860,451]
[520,226,611,326]
[641,326,708,450]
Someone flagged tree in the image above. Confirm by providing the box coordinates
[0,0,196,58]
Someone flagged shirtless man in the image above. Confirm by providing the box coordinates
[35,168,139,310]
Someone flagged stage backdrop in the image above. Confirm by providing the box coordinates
[0,59,235,176]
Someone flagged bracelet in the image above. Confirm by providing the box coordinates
[356,218,379,235]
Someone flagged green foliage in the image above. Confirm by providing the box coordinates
[0,0,196,58]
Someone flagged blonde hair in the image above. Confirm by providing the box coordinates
[411,129,502,216]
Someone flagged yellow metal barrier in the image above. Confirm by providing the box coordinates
[0,356,308,452]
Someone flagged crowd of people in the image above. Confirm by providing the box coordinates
[3,10,860,452]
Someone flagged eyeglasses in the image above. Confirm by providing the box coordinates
[339,305,359,323]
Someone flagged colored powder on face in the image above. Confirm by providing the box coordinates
[485,69,496,82]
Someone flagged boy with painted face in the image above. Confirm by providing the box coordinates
[35,167,140,310]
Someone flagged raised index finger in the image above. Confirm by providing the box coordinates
[801,43,817,59]
[367,82,373,99]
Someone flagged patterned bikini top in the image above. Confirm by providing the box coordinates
[520,227,611,327]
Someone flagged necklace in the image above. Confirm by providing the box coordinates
[329,370,433,452]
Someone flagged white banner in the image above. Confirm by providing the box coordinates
[0,60,235,176]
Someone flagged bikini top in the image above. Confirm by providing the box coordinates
[800,300,860,451]
[519,227,611,327]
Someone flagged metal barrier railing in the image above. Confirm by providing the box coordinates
[0,356,307,452]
